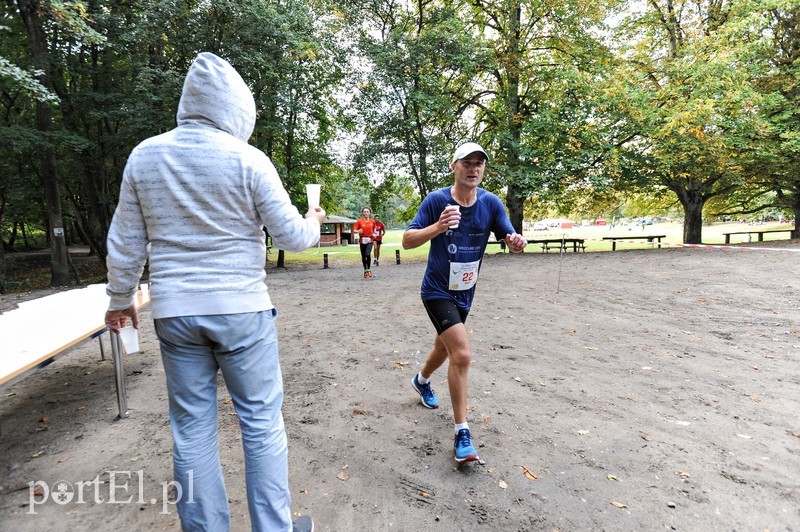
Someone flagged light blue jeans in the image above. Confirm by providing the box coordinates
[155,310,291,532]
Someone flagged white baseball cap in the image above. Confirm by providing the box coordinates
[452,142,489,163]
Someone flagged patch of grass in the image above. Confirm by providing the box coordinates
[273,230,430,267]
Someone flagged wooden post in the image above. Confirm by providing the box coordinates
[323,253,329,269]
[395,249,401,264]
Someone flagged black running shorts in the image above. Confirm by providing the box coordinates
[422,299,469,335]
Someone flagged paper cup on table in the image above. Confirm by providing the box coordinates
[306,184,321,209]
[119,325,140,354]
[445,204,460,228]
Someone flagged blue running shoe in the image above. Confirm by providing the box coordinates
[411,375,439,409]
[454,428,479,462]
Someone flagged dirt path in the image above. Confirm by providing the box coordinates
[1,245,799,530]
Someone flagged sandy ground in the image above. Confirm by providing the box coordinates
[1,244,799,531]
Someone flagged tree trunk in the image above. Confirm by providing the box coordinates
[17,0,70,286]
[276,249,285,268]
[0,231,5,293]
[792,201,800,239]
[506,181,525,234]
[672,186,705,244]
[498,0,525,234]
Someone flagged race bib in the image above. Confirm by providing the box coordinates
[449,260,480,291]
[361,236,372,244]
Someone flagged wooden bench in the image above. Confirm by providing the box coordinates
[602,235,666,251]
[722,228,793,244]
[0,284,150,420]
[529,238,585,252]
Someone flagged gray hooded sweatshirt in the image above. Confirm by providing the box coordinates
[106,52,320,318]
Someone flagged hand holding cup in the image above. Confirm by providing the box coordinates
[443,205,461,229]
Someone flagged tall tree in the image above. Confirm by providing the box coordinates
[16,0,70,285]
[463,0,613,232]
[13,0,103,283]
[612,0,769,243]
[349,0,478,200]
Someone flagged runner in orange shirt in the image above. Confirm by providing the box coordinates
[372,214,386,266]
[353,207,376,278]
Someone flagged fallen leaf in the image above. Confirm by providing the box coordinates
[483,390,492,396]
[39,417,49,423]
[514,377,522,382]
[787,432,800,439]
[736,433,752,439]
[393,360,407,368]
[420,491,430,497]
[577,429,590,436]
[607,474,618,481]
[584,346,598,350]
[32,450,45,458]
[675,470,690,478]
[639,433,652,442]
[610,500,626,508]
[392,350,399,354]
[498,480,508,489]
[518,465,539,480]
[337,473,348,481]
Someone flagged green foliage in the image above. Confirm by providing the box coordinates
[4,0,800,268]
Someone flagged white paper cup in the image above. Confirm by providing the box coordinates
[119,325,140,354]
[445,205,460,228]
[306,184,321,208]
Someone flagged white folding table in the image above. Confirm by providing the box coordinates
[0,284,150,420]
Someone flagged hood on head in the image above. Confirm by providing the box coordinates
[176,52,256,141]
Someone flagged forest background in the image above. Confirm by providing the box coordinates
[1,0,799,291]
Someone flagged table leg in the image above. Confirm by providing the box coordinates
[111,333,128,419]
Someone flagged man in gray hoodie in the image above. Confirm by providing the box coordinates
[104,52,321,532]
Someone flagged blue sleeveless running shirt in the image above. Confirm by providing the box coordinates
[407,187,516,311]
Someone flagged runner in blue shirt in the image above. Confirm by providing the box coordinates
[403,142,527,462]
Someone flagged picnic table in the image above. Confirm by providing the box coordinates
[602,234,666,251]
[0,283,150,420]
[722,228,793,244]
[528,238,585,252]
